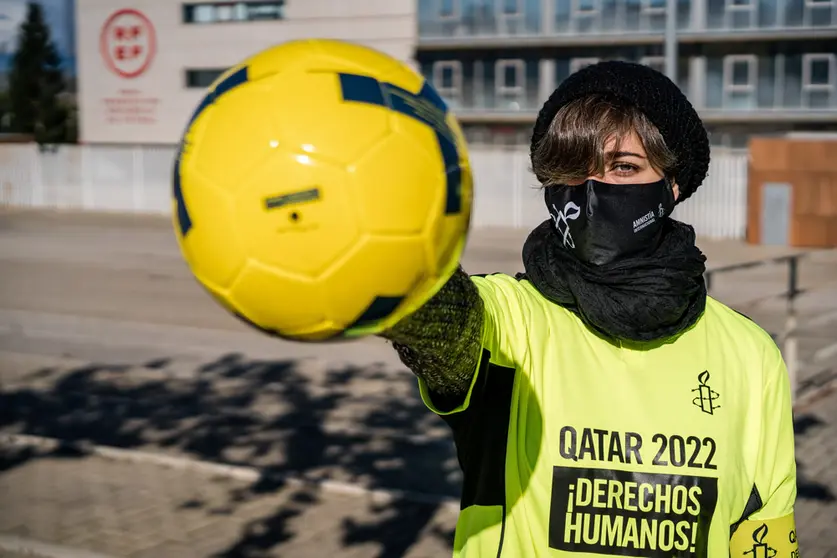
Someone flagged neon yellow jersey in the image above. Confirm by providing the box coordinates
[418,273,798,558]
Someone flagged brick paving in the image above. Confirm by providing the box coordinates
[0,387,834,558]
[793,392,837,558]
[0,332,834,558]
[0,447,456,558]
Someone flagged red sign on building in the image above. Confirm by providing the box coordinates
[99,8,157,79]
[98,9,160,125]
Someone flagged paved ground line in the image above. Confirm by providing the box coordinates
[0,433,460,510]
[0,535,119,558]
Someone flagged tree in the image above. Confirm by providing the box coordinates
[8,2,69,145]
[0,89,11,132]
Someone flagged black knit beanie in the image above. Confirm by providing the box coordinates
[530,61,710,204]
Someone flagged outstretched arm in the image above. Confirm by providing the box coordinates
[380,267,484,407]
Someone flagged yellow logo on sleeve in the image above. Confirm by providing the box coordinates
[730,514,798,558]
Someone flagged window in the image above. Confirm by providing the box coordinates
[188,4,214,22]
[802,53,836,108]
[501,0,523,15]
[495,59,526,107]
[439,0,458,18]
[570,57,599,74]
[803,54,836,89]
[185,68,228,88]
[641,0,666,14]
[640,56,666,75]
[572,0,599,15]
[215,4,234,21]
[723,0,755,28]
[500,61,522,90]
[246,1,286,19]
[726,0,754,9]
[183,1,284,24]
[497,0,526,35]
[722,55,757,108]
[723,55,757,92]
[432,61,463,104]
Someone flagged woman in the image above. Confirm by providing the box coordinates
[381,62,798,557]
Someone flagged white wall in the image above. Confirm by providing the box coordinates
[75,0,418,145]
[0,144,750,239]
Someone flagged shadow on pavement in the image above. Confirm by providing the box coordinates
[794,414,837,503]
[1,353,835,556]
[0,353,459,557]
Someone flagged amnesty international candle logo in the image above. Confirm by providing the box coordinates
[692,371,721,415]
[743,524,777,558]
[730,515,798,558]
[549,467,718,557]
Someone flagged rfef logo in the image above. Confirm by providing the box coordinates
[99,8,156,79]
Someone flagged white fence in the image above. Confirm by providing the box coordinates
[0,143,749,239]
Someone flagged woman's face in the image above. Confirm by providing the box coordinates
[568,131,681,201]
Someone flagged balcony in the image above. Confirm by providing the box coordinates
[704,53,837,113]
[427,58,543,113]
[420,53,837,123]
[417,0,837,46]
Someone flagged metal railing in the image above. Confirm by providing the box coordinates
[704,253,837,408]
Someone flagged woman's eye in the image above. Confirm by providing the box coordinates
[612,163,638,174]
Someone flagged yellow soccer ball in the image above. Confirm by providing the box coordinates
[172,39,473,341]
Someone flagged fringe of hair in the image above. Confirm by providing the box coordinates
[531,94,678,187]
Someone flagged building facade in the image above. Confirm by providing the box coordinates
[73,0,837,146]
[74,0,417,144]
[415,0,837,146]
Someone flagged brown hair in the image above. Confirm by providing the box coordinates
[531,93,678,186]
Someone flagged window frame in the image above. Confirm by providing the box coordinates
[640,0,666,15]
[803,0,834,7]
[182,4,213,23]
[214,3,235,22]
[499,0,524,17]
[723,0,756,28]
[432,60,464,104]
[571,0,600,17]
[244,2,284,20]
[182,1,285,24]
[802,53,836,91]
[494,59,526,98]
[722,54,758,93]
[725,0,755,11]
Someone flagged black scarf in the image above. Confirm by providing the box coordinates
[518,218,707,343]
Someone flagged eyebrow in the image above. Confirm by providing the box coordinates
[607,150,646,159]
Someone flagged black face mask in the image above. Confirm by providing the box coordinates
[544,178,677,266]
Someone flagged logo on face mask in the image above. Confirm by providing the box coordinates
[632,211,657,234]
[632,202,670,234]
[551,201,581,248]
[544,178,674,265]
